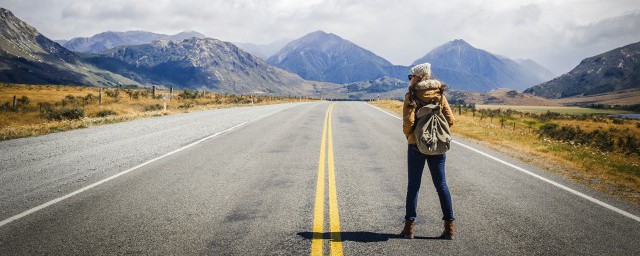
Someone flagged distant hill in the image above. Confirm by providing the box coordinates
[524,41,640,99]
[0,8,139,86]
[62,30,207,53]
[234,39,290,60]
[267,30,407,84]
[446,88,558,106]
[85,37,332,94]
[412,39,553,92]
[336,76,408,100]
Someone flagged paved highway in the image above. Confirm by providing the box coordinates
[0,102,638,255]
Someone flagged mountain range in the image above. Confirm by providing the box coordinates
[1,6,637,103]
[62,30,207,54]
[0,8,138,86]
[0,8,330,94]
[524,41,640,99]
[267,31,407,84]
[266,32,554,92]
[85,37,326,94]
[412,39,554,92]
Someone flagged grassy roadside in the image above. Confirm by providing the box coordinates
[370,100,640,206]
[477,104,631,114]
[0,83,313,141]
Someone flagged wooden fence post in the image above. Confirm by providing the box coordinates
[13,95,17,108]
[169,87,173,101]
[99,88,102,106]
[152,86,156,99]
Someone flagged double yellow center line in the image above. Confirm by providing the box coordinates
[311,103,344,256]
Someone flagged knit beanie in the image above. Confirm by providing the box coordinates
[409,63,431,79]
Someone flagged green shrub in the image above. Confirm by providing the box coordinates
[178,102,195,109]
[617,135,640,155]
[17,96,30,106]
[61,94,84,107]
[44,107,85,120]
[37,102,54,113]
[0,102,12,112]
[612,118,625,124]
[95,109,117,117]
[537,123,615,152]
[105,89,120,98]
[179,90,200,99]
[144,104,164,111]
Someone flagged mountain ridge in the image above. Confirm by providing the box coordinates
[267,30,408,84]
[524,41,640,99]
[411,39,552,92]
[0,8,139,86]
[62,30,207,53]
[85,37,334,94]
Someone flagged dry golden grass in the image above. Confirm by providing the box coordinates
[0,83,313,140]
[477,104,630,114]
[370,100,640,206]
[552,89,640,106]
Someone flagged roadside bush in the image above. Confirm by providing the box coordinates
[536,110,562,122]
[105,89,120,99]
[43,107,85,120]
[95,109,117,117]
[617,135,640,155]
[538,123,615,152]
[17,96,30,106]
[612,118,625,124]
[61,95,80,107]
[144,104,164,111]
[83,93,96,105]
[179,90,200,99]
[124,90,142,100]
[37,102,54,113]
[178,102,195,109]
[637,122,640,128]
[0,102,13,112]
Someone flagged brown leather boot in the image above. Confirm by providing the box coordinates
[400,220,415,239]
[441,220,454,240]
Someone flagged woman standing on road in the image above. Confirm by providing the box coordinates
[400,63,456,239]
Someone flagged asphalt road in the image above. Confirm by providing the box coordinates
[0,102,639,255]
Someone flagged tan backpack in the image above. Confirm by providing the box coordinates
[411,87,452,155]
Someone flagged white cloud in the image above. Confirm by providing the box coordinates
[1,0,639,74]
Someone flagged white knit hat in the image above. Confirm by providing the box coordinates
[409,63,431,79]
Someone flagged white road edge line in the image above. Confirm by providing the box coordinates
[365,102,640,223]
[0,109,283,228]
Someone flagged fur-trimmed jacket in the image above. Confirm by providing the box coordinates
[402,79,455,144]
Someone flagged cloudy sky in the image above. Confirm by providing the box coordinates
[2,0,639,74]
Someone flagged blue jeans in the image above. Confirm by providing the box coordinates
[405,144,455,221]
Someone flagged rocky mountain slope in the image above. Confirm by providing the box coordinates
[0,8,139,86]
[267,31,407,84]
[412,39,553,92]
[86,37,331,94]
[524,41,640,99]
[63,30,206,53]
